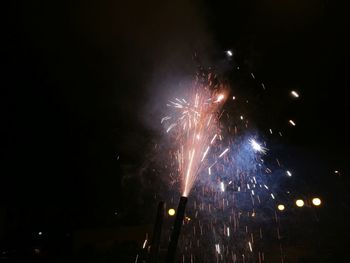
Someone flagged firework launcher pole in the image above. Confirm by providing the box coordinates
[149,201,165,263]
[165,196,188,263]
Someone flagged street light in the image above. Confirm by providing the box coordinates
[168,208,176,216]
[277,204,285,211]
[295,199,304,207]
[312,197,322,206]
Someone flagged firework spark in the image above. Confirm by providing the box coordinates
[163,81,226,197]
[249,139,267,154]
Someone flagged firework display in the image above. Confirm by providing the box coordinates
[148,55,315,263]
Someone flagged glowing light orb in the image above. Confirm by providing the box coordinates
[312,197,322,206]
[168,208,176,216]
[277,204,285,211]
[295,199,304,207]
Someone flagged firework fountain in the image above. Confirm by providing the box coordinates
[162,73,227,262]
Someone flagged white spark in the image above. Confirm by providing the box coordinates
[289,120,296,126]
[249,139,267,154]
[291,90,300,98]
[220,182,225,192]
[219,148,229,158]
[286,170,292,177]
[248,241,253,252]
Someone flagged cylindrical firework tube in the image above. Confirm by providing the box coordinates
[165,196,188,263]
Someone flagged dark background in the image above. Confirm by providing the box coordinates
[2,0,349,262]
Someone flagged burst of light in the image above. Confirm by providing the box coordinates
[286,170,292,177]
[312,197,322,206]
[296,199,304,207]
[163,84,227,197]
[215,94,225,103]
[277,204,285,211]
[289,120,296,126]
[291,90,300,98]
[232,96,236,100]
[226,50,233,57]
[249,139,267,154]
[168,208,176,216]
[38,232,42,236]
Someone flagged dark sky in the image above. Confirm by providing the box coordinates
[2,0,349,233]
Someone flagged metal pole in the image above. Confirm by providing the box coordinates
[165,196,188,263]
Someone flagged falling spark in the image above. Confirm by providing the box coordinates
[232,96,236,100]
[289,120,296,126]
[248,241,253,252]
[240,115,244,120]
[201,146,210,162]
[220,182,225,192]
[291,90,300,98]
[215,244,221,254]
[286,170,292,177]
[226,50,233,57]
[210,134,218,144]
[219,148,229,158]
[142,239,148,249]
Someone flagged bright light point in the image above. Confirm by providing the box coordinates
[334,170,339,174]
[289,120,296,126]
[240,115,244,120]
[250,139,267,154]
[215,94,225,103]
[168,208,176,216]
[232,96,236,100]
[220,182,225,192]
[226,50,233,56]
[38,232,42,236]
[286,170,292,177]
[296,199,304,207]
[215,244,221,254]
[277,204,285,211]
[312,197,322,206]
[142,239,148,249]
[291,90,300,98]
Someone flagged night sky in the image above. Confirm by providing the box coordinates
[2,0,350,261]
